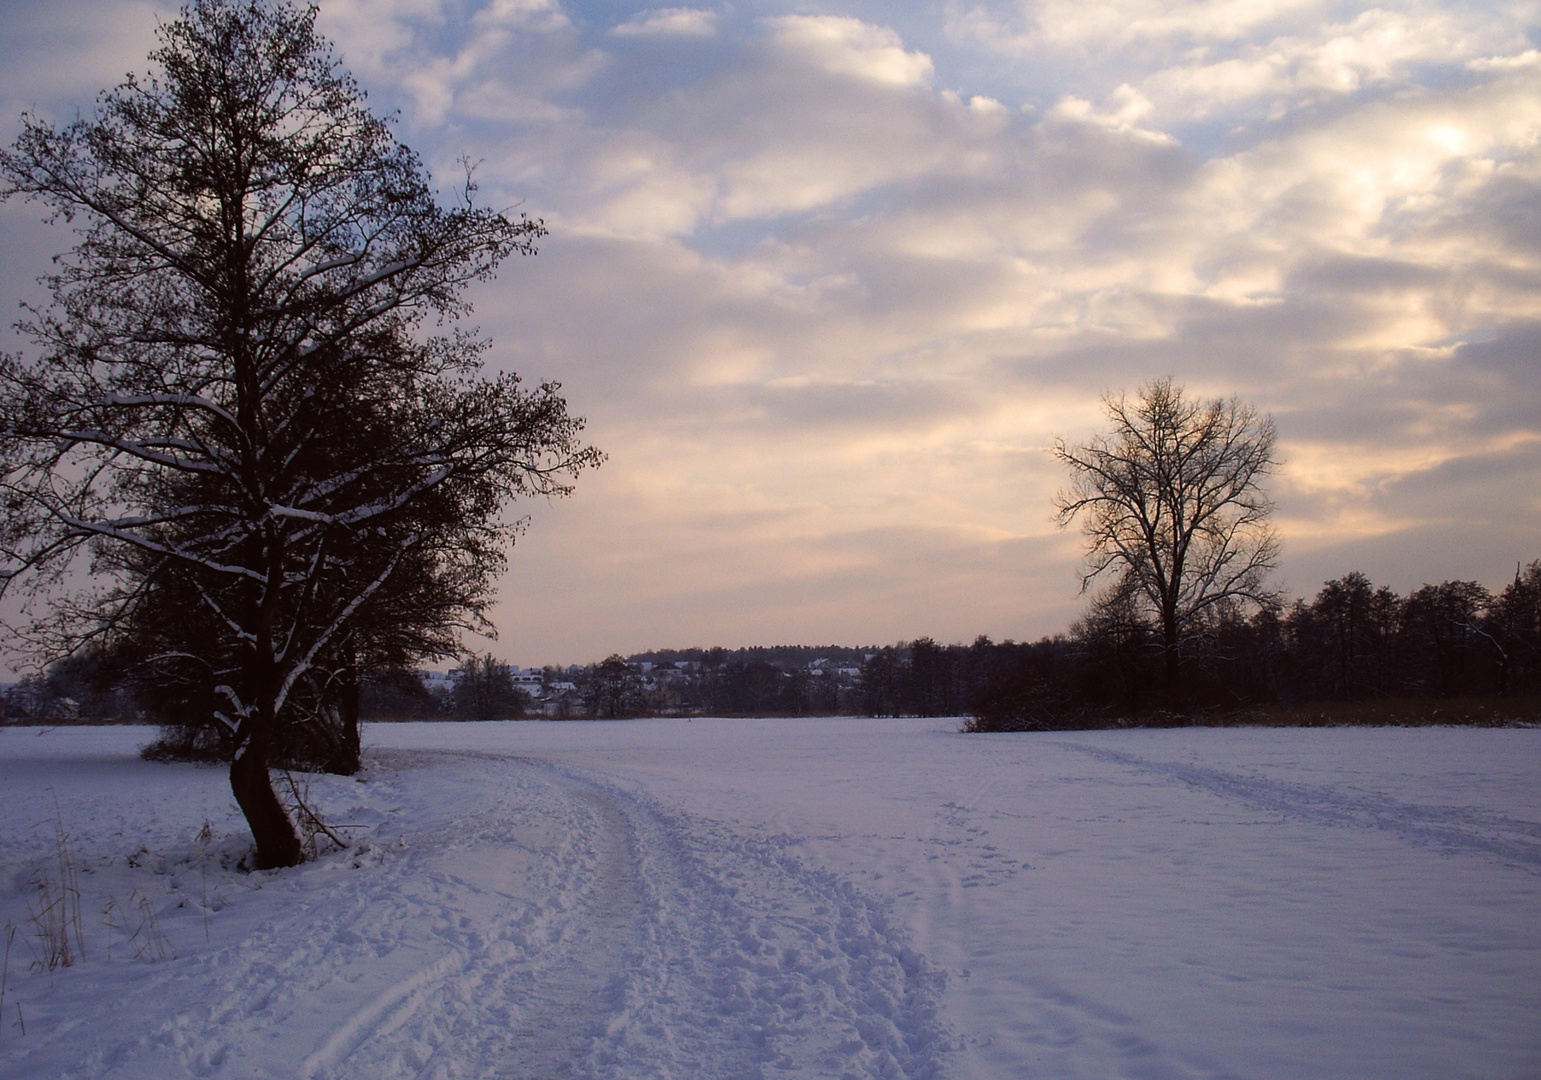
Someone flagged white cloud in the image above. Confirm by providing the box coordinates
[567,137,719,238]
[764,15,936,88]
[1142,8,1515,118]
[472,0,570,33]
[317,0,446,74]
[1469,48,1541,72]
[948,0,1532,135]
[948,0,1325,55]
[510,16,970,231]
[0,0,170,124]
[610,7,720,39]
[1045,84,1176,143]
[318,0,583,127]
[1190,66,1541,263]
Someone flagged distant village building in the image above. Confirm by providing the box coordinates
[511,671,544,695]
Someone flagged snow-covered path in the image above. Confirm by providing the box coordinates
[2,719,1538,1079]
[0,736,947,1080]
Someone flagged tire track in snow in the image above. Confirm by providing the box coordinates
[198,752,950,1080]
[496,783,645,1080]
[508,757,954,1080]
[304,755,646,1080]
[298,950,468,1080]
[46,749,949,1079]
[1059,743,1541,870]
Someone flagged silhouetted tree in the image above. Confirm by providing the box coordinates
[587,655,644,719]
[1399,581,1492,697]
[1283,573,1400,701]
[359,667,449,720]
[908,638,959,716]
[966,637,1082,731]
[860,648,903,717]
[452,655,524,721]
[1054,378,1280,701]
[0,0,599,866]
[1070,578,1156,711]
[1484,560,1541,694]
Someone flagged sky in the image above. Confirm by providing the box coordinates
[1,0,1538,666]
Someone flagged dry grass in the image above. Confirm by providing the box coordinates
[1203,695,1541,728]
[26,815,84,972]
[102,890,174,962]
[1,924,15,1040]
[966,695,1541,732]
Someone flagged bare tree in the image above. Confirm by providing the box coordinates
[1485,560,1541,695]
[586,655,643,719]
[0,0,600,867]
[1053,378,1280,700]
[451,654,523,721]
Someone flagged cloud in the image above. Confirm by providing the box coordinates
[473,0,570,32]
[3,0,1538,662]
[317,0,585,127]
[1140,8,1506,119]
[610,7,720,38]
[482,16,967,237]
[1046,84,1176,143]
[947,0,1325,55]
[464,3,1536,644]
[946,0,1531,136]
[1186,65,1541,274]
[0,0,170,125]
[763,15,936,88]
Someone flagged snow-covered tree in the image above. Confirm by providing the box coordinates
[0,0,600,867]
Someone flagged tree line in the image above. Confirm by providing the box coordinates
[575,558,1541,723]
[355,647,864,720]
[881,562,1541,728]
[9,559,1536,731]
[399,559,1541,724]
[389,560,1541,724]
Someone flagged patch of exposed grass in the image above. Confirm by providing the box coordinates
[1200,695,1541,728]
[965,695,1541,732]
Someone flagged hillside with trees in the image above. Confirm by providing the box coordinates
[8,559,1537,729]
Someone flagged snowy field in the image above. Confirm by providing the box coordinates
[1,719,1537,1080]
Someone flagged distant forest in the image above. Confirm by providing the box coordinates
[904,561,1541,729]
[617,561,1541,728]
[5,561,1538,731]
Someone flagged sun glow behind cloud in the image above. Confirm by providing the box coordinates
[1,0,1538,664]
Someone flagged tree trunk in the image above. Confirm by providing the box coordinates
[233,529,303,869]
[1162,606,1182,705]
[334,663,362,776]
[230,726,302,869]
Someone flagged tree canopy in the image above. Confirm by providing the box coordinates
[0,0,600,867]
[1053,378,1280,700]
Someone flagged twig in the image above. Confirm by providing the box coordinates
[0,924,14,1040]
[197,820,212,943]
[280,770,347,851]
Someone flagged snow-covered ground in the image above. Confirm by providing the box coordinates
[1,719,1537,1080]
